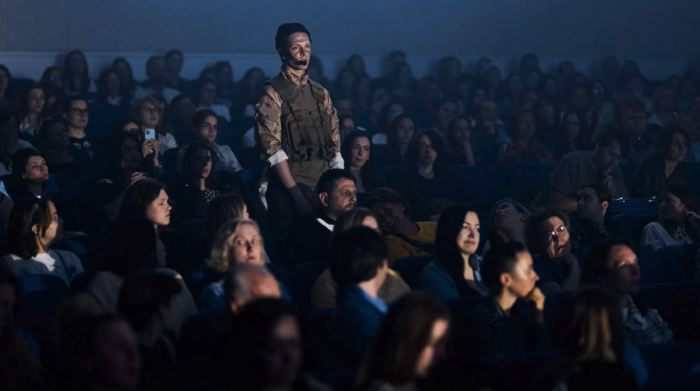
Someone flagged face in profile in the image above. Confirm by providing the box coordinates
[457,211,480,255]
[665,132,688,162]
[261,315,303,389]
[370,201,406,235]
[87,320,141,390]
[186,148,213,179]
[146,189,171,227]
[26,88,45,114]
[659,191,687,221]
[505,250,539,298]
[601,245,640,294]
[577,187,607,221]
[230,223,264,265]
[414,318,449,378]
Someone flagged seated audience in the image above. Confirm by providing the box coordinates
[556,287,648,388]
[525,210,580,292]
[116,178,172,228]
[112,57,137,102]
[169,94,197,137]
[1,197,83,286]
[486,199,529,250]
[58,314,141,391]
[228,299,331,391]
[133,56,181,104]
[631,126,691,198]
[36,118,90,178]
[177,109,242,172]
[367,187,437,266]
[16,84,45,141]
[118,272,183,391]
[63,50,96,96]
[371,102,405,145]
[464,231,551,358]
[129,96,177,155]
[531,126,629,213]
[498,110,555,167]
[290,169,357,265]
[432,100,459,136]
[0,110,35,174]
[324,227,390,370]
[356,293,450,391]
[641,184,699,250]
[445,115,476,165]
[571,183,612,249]
[6,148,49,200]
[194,77,231,121]
[391,129,465,221]
[213,61,236,105]
[380,113,415,166]
[552,109,592,159]
[619,99,655,164]
[0,65,12,109]
[582,238,673,344]
[163,49,188,92]
[93,68,123,107]
[421,206,488,299]
[62,97,93,158]
[342,131,377,197]
[311,207,410,310]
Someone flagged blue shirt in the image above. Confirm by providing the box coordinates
[420,258,486,300]
[358,286,388,314]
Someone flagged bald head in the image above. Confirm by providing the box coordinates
[223,263,281,313]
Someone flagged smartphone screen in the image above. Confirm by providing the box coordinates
[144,128,156,140]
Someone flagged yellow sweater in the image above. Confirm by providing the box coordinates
[385,221,437,267]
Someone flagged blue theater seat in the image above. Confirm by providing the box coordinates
[16,274,69,344]
[612,214,657,246]
[655,244,700,283]
[634,282,700,342]
[610,198,658,217]
[448,165,508,209]
[392,255,433,290]
[184,265,222,300]
[637,342,700,391]
[374,165,405,188]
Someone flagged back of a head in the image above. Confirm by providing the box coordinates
[7,197,53,259]
[105,221,158,276]
[357,293,450,389]
[333,207,375,237]
[559,287,625,363]
[481,229,527,293]
[222,263,279,307]
[206,193,246,239]
[330,226,387,285]
[117,272,182,331]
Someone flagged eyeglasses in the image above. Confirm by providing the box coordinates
[141,107,160,114]
[70,108,88,116]
[544,225,568,242]
[233,236,261,248]
[418,143,435,152]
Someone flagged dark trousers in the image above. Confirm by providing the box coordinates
[266,177,318,264]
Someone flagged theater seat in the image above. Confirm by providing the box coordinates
[637,245,667,285]
[308,308,333,342]
[16,274,69,344]
[184,265,222,300]
[267,263,294,302]
[637,342,700,391]
[634,282,700,342]
[375,165,405,188]
[292,261,328,312]
[392,255,433,290]
[507,164,555,207]
[448,165,508,209]
[611,214,656,246]
[610,198,658,217]
[656,244,700,283]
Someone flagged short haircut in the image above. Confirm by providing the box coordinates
[329,226,387,285]
[525,209,571,256]
[62,96,86,115]
[333,207,375,237]
[657,126,690,153]
[317,168,355,196]
[165,49,183,60]
[274,23,311,50]
[593,126,629,155]
[117,178,167,223]
[367,187,409,215]
[222,263,274,304]
[406,128,446,166]
[581,237,635,285]
[208,218,264,273]
[579,183,612,205]
[481,229,529,293]
[118,272,182,330]
[11,148,43,177]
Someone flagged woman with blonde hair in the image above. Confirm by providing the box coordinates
[128,96,177,156]
[199,218,289,314]
[310,208,410,310]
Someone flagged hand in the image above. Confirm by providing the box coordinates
[151,140,160,166]
[525,287,546,311]
[288,185,312,217]
[686,211,700,229]
[129,172,147,186]
[141,140,153,158]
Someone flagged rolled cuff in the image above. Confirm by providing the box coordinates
[267,150,289,167]
[329,152,344,169]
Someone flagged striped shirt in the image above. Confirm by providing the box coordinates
[623,296,673,345]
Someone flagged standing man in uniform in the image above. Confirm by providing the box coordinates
[255,23,343,249]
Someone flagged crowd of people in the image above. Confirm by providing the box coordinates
[0,22,700,391]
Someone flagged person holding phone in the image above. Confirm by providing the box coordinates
[641,184,700,250]
[254,23,342,247]
[128,96,174,161]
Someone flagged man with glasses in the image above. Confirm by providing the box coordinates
[62,97,93,159]
[525,210,580,292]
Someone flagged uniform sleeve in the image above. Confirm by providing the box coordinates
[324,91,341,154]
[254,85,287,166]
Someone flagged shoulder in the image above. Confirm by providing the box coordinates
[308,79,330,96]
[51,249,80,262]
[421,260,449,279]
[559,151,588,164]
[642,221,664,233]
[416,221,438,232]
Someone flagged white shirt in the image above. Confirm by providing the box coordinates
[157,132,179,155]
[177,142,242,172]
[641,222,694,250]
[33,252,58,272]
[133,86,181,104]
[243,127,256,148]
[372,133,387,145]
[197,105,231,122]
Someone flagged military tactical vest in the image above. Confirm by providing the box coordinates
[265,75,335,163]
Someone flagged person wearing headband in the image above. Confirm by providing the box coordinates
[254,23,343,247]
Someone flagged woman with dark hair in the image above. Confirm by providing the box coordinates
[346,54,366,77]
[421,206,487,299]
[237,67,266,116]
[36,118,91,178]
[433,99,459,136]
[393,129,465,221]
[16,84,45,140]
[93,68,123,106]
[214,61,236,105]
[0,65,12,109]
[641,184,700,250]
[118,272,183,391]
[176,109,242,172]
[351,73,372,111]
[342,131,376,196]
[194,77,231,121]
[498,110,555,167]
[391,62,417,103]
[445,115,476,165]
[379,113,414,168]
[581,238,673,345]
[632,126,691,198]
[58,314,141,391]
[499,74,525,120]
[464,230,550,358]
[525,210,580,292]
[227,299,329,391]
[128,96,177,155]
[335,68,355,99]
[111,57,137,102]
[63,50,95,96]
[6,148,49,200]
[62,96,95,158]
[41,66,63,92]
[552,110,592,159]
[371,102,404,145]
[0,197,83,285]
[116,178,171,228]
[356,293,450,391]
